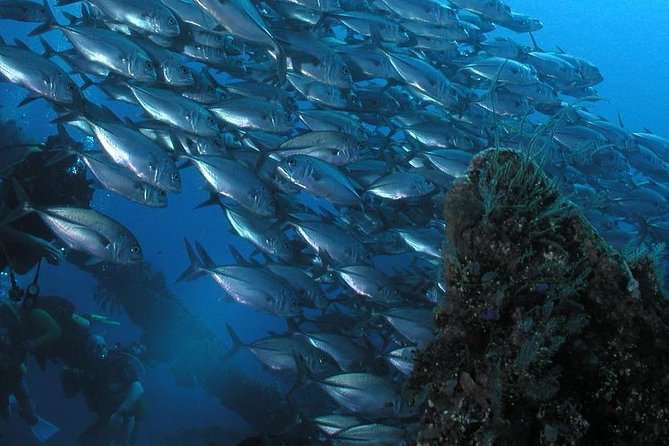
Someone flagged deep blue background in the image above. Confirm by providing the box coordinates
[1,1,668,444]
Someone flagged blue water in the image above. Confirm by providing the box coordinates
[0,1,667,445]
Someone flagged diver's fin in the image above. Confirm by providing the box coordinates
[30,417,60,442]
[88,314,121,326]
[7,395,17,412]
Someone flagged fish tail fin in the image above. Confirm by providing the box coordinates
[227,244,250,267]
[29,0,62,36]
[79,73,96,92]
[30,417,60,442]
[193,241,216,269]
[287,351,311,398]
[268,45,287,86]
[223,323,244,359]
[38,36,57,59]
[176,238,206,282]
[2,179,34,224]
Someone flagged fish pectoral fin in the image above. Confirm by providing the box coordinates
[18,92,42,108]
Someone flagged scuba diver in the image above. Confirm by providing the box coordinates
[13,261,63,364]
[6,250,120,372]
[0,260,59,442]
[70,335,145,446]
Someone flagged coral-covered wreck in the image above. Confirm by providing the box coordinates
[410,148,669,445]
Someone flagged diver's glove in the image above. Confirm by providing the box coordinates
[108,411,124,433]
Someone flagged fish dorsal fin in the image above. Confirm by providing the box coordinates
[13,39,31,51]
[228,244,250,267]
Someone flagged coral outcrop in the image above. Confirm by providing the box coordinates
[409,148,669,445]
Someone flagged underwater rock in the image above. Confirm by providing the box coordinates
[409,148,669,445]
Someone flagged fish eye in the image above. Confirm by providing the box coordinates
[213,138,222,147]
[168,17,176,25]
[180,66,189,75]
[159,190,167,197]
[511,67,519,74]
[356,141,365,149]
[207,86,216,94]
[131,245,141,254]
[67,82,75,92]
[319,356,327,364]
[342,66,349,75]
[208,116,215,124]
[145,61,153,70]
[287,158,297,167]
[424,178,433,185]
[171,172,180,182]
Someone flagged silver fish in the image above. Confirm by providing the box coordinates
[210,97,293,134]
[385,346,419,375]
[80,151,168,207]
[378,307,435,347]
[24,203,142,264]
[128,84,219,137]
[179,241,302,317]
[315,372,412,418]
[289,219,371,265]
[70,116,182,193]
[0,1,47,22]
[194,0,276,48]
[224,205,292,260]
[334,265,403,306]
[72,0,180,37]
[331,423,408,446]
[32,4,157,81]
[273,131,368,166]
[188,155,276,216]
[278,155,361,206]
[0,39,79,105]
[226,325,337,374]
[366,172,435,200]
[265,265,326,309]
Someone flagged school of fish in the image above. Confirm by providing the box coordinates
[2,0,669,443]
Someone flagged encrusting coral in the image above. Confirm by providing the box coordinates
[409,147,669,445]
